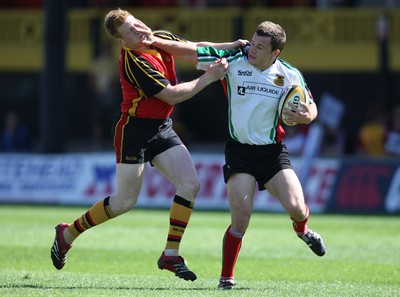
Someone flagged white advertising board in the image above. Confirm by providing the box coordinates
[0,152,338,213]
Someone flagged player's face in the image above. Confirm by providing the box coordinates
[116,15,151,49]
[247,34,280,71]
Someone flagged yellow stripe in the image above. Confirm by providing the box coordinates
[124,51,148,116]
[126,50,167,88]
[127,92,143,117]
[124,51,136,85]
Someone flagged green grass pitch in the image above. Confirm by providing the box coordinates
[1,205,399,296]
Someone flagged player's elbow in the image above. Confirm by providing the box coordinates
[309,104,318,123]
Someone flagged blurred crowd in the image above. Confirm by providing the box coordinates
[4,0,400,8]
[0,0,373,9]
[284,101,400,158]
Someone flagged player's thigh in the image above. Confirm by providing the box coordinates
[152,144,200,196]
[264,168,305,212]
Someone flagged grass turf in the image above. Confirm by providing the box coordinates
[0,205,399,296]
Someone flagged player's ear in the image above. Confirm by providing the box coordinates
[273,49,281,58]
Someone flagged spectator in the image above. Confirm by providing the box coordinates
[0,110,32,152]
[384,104,400,156]
[357,102,388,157]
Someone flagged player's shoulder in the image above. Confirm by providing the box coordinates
[276,58,306,83]
[228,54,250,71]
[153,30,187,42]
[276,58,301,73]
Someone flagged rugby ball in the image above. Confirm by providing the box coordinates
[278,85,307,126]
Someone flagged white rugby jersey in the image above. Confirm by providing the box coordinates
[197,46,314,145]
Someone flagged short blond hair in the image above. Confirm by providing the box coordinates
[104,8,131,38]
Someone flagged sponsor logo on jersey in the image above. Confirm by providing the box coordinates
[237,82,281,98]
[238,69,252,76]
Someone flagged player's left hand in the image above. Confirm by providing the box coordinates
[233,39,249,48]
[133,18,152,36]
[133,18,153,45]
[283,101,313,124]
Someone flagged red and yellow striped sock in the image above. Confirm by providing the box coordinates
[165,195,194,251]
[68,196,115,238]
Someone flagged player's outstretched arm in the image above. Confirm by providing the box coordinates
[155,58,228,105]
[196,39,248,50]
[147,36,247,63]
[146,36,198,63]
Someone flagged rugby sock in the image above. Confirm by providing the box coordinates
[221,225,243,278]
[67,196,115,240]
[164,195,194,253]
[291,205,310,235]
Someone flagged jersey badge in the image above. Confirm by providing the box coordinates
[274,74,285,86]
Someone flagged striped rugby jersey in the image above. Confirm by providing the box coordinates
[119,31,186,119]
[197,46,314,145]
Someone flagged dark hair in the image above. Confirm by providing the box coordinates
[256,21,286,52]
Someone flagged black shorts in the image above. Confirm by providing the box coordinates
[223,138,292,191]
[112,113,182,164]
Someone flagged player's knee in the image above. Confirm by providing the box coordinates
[287,204,306,220]
[231,208,251,230]
[110,195,137,215]
[191,179,201,196]
[232,216,250,233]
[184,179,200,196]
[234,205,251,219]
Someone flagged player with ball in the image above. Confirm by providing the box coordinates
[148,19,326,290]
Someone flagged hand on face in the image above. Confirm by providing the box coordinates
[118,16,153,49]
[133,18,152,37]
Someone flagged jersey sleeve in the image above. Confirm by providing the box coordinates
[196,46,243,71]
[304,85,315,104]
[122,49,169,98]
[153,30,188,42]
